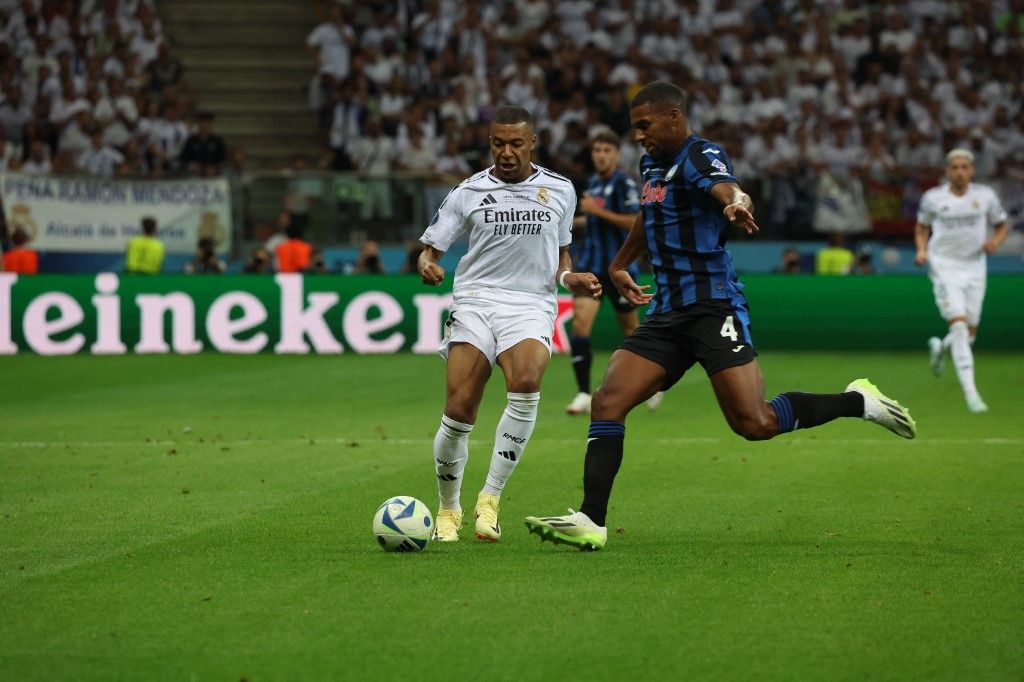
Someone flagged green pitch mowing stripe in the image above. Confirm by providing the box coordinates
[0,352,1022,680]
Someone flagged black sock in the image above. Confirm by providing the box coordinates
[769,392,864,433]
[569,335,592,394]
[579,421,624,527]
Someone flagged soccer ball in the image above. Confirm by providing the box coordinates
[373,496,433,552]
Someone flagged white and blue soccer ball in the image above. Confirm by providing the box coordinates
[373,496,433,552]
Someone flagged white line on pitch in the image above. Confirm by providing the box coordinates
[1,436,1022,449]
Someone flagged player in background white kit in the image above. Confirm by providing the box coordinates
[418,106,602,542]
[914,148,1009,413]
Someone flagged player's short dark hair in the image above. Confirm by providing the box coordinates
[491,105,534,131]
[631,81,687,111]
[141,216,157,235]
[591,130,620,148]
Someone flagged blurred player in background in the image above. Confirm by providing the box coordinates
[915,149,1009,413]
[418,105,601,543]
[566,131,666,416]
[526,82,917,551]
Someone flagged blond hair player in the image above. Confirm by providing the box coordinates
[915,148,1009,412]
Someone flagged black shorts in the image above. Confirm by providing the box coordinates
[618,299,758,388]
[574,271,636,313]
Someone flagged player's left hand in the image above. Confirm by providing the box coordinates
[983,239,1000,254]
[579,194,599,215]
[724,203,759,236]
[611,269,652,306]
[567,272,602,299]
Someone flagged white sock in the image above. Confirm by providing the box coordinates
[948,321,980,400]
[482,392,539,496]
[434,414,473,511]
[941,332,953,351]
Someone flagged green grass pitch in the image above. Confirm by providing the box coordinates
[1,351,1022,680]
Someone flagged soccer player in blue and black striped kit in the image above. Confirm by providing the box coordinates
[526,82,917,551]
[565,130,665,416]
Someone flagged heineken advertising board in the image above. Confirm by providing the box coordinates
[1,273,1019,355]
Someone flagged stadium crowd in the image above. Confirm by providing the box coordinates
[0,0,226,180]
[307,0,1024,238]
[1,0,1021,264]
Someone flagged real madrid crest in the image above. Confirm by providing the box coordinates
[971,200,979,209]
[537,187,549,204]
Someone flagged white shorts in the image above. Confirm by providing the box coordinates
[929,266,986,326]
[438,294,555,365]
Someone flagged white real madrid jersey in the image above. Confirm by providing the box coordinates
[421,165,576,305]
[918,183,1007,269]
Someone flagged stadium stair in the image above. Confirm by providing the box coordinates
[156,0,322,170]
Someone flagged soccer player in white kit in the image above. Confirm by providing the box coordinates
[417,106,602,542]
[915,148,1009,413]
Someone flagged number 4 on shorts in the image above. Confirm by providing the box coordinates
[720,315,738,342]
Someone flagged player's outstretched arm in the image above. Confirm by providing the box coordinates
[914,222,931,266]
[418,244,445,285]
[710,182,759,235]
[608,214,653,306]
[556,246,601,299]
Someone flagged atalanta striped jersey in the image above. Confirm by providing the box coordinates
[573,169,641,276]
[639,135,745,313]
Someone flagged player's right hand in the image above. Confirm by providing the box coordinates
[914,251,927,266]
[419,262,445,285]
[611,269,653,306]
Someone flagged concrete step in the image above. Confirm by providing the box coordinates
[245,149,324,170]
[156,0,319,172]
[178,53,312,71]
[216,111,318,131]
[198,96,311,113]
[174,28,309,48]
[187,75,307,96]
[224,130,317,146]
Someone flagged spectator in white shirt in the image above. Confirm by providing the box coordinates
[0,125,21,170]
[98,77,137,148]
[58,108,93,156]
[0,85,31,142]
[49,78,89,128]
[398,126,437,173]
[348,117,397,219]
[77,127,124,178]
[306,3,356,80]
[21,139,53,175]
[378,74,409,136]
[411,0,452,58]
[147,102,188,173]
[128,19,161,67]
[879,12,916,53]
[434,135,470,179]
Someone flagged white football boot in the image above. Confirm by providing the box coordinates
[524,509,607,551]
[966,394,989,413]
[846,378,917,439]
[566,392,592,415]
[928,336,946,376]
[646,391,666,411]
